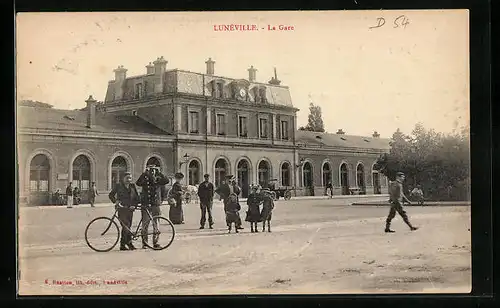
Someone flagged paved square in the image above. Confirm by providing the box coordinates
[18,197,471,295]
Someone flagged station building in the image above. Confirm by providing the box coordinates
[17,57,390,205]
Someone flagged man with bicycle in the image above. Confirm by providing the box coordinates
[108,172,140,251]
[136,165,169,249]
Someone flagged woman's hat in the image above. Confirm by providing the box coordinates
[174,172,184,179]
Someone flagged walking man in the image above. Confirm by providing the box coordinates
[66,182,73,208]
[89,182,99,207]
[325,181,333,198]
[136,166,169,249]
[108,172,140,251]
[385,172,419,233]
[197,174,215,229]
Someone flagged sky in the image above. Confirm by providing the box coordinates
[16,10,469,138]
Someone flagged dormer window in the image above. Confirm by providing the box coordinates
[259,87,267,103]
[211,80,224,99]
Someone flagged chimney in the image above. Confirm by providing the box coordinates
[336,129,345,135]
[372,131,380,138]
[205,58,215,75]
[153,56,168,75]
[268,67,281,85]
[86,95,97,128]
[248,65,257,82]
[146,62,155,74]
[113,65,127,81]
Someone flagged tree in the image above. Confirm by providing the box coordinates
[304,103,325,132]
[374,123,470,201]
[18,100,53,108]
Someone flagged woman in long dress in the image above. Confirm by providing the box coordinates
[168,172,185,224]
[245,185,263,232]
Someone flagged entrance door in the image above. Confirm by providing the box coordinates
[237,160,250,198]
[258,161,270,189]
[29,154,50,205]
[373,172,381,194]
[303,162,314,196]
[214,159,228,188]
[340,163,349,195]
[72,155,91,203]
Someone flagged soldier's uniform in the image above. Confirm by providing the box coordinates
[136,168,169,248]
[385,172,418,233]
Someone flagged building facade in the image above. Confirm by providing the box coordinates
[17,57,390,205]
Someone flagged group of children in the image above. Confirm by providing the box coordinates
[224,184,275,233]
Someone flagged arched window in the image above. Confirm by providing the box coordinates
[258,160,271,188]
[30,154,50,192]
[237,159,250,198]
[340,163,349,195]
[214,159,228,187]
[281,162,291,186]
[72,155,91,192]
[322,162,332,187]
[357,164,365,192]
[188,160,200,186]
[111,156,128,186]
[146,156,161,168]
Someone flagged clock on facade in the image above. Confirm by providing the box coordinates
[239,88,246,98]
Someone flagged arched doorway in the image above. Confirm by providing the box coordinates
[281,162,291,187]
[72,155,91,203]
[29,154,50,205]
[303,162,314,196]
[340,163,349,195]
[322,162,332,187]
[188,160,201,186]
[356,164,366,194]
[146,156,161,169]
[111,156,128,187]
[214,159,228,188]
[258,160,270,189]
[237,159,250,198]
[373,172,381,194]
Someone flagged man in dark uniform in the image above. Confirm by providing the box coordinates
[136,166,169,249]
[385,172,419,233]
[89,182,99,207]
[216,175,244,230]
[197,174,215,229]
[108,172,140,251]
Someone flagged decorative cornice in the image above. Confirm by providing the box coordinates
[18,128,175,143]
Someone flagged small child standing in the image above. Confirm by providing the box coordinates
[260,188,275,232]
[225,193,241,233]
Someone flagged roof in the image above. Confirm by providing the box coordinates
[17,106,168,135]
[295,130,391,151]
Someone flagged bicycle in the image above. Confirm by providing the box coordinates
[84,203,175,252]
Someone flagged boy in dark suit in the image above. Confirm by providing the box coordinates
[108,172,140,251]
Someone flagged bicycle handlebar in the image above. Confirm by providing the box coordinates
[115,203,153,210]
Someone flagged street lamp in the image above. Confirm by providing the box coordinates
[295,158,305,169]
[179,153,190,168]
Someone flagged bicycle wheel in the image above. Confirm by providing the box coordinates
[143,216,175,251]
[85,217,120,252]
